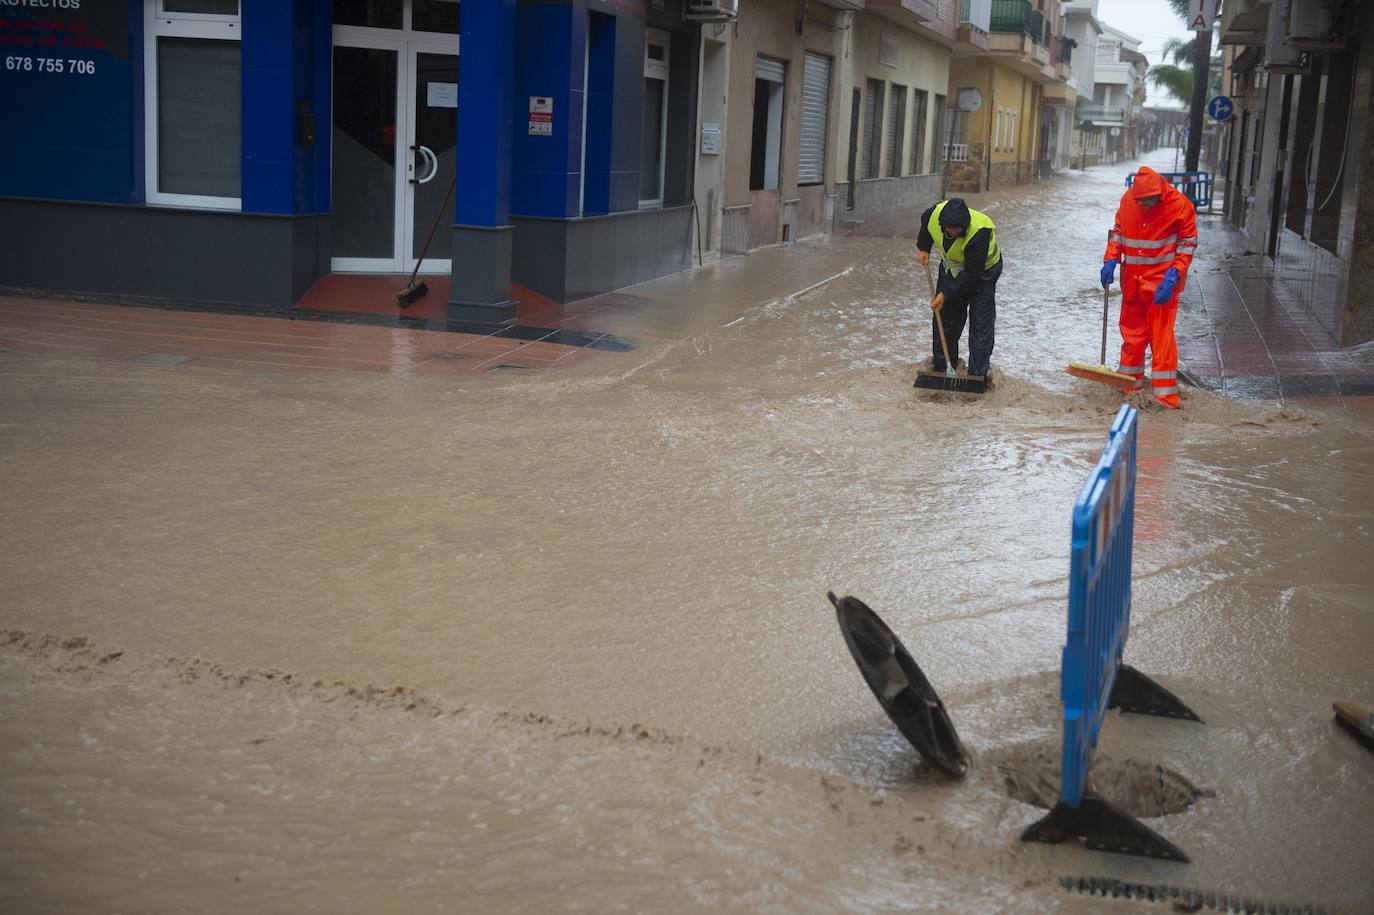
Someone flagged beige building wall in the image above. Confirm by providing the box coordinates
[832,15,951,224]
[719,0,844,251]
[946,57,1044,190]
[836,16,951,180]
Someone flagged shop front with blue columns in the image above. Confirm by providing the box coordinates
[0,0,699,315]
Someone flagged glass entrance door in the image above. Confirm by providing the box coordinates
[408,50,458,273]
[331,34,458,274]
[332,43,400,270]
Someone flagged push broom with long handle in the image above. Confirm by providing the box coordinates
[1065,285,1138,389]
[396,170,459,308]
[911,259,989,394]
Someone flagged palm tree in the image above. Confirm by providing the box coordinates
[1147,39,1195,106]
[1148,38,1222,107]
[1165,0,1213,171]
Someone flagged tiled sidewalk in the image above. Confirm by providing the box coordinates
[1178,218,1374,409]
[0,287,635,376]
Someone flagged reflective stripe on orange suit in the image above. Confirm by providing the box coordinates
[1103,166,1197,408]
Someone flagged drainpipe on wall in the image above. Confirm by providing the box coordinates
[1021,77,1030,181]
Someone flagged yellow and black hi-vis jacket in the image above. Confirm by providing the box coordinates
[916,197,1002,302]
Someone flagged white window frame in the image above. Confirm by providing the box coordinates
[886,83,905,178]
[156,1,240,24]
[994,107,1003,151]
[144,0,242,209]
[639,28,670,210]
[1008,111,1017,154]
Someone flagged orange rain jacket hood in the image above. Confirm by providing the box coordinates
[1130,166,1172,201]
[1105,166,1198,303]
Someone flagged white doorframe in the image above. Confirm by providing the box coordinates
[330,22,460,274]
[639,28,670,210]
[331,31,408,274]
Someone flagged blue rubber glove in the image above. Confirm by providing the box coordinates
[1152,267,1180,304]
[1100,261,1117,288]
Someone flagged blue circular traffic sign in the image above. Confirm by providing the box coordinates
[1207,95,1234,121]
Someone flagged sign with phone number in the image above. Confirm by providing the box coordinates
[6,54,98,73]
[1,2,135,202]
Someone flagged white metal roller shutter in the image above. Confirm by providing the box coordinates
[755,56,786,84]
[862,80,883,179]
[798,52,830,186]
[886,85,905,178]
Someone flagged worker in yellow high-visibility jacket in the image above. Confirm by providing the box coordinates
[916,197,1003,378]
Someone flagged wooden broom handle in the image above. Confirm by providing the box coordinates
[924,260,955,371]
[1101,286,1111,367]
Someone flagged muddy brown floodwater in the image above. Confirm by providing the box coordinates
[3,152,1372,913]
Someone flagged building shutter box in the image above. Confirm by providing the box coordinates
[756,56,786,84]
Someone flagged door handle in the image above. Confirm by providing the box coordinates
[410,145,438,185]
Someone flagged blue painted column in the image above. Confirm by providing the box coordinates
[510,3,585,219]
[240,0,330,215]
[450,0,519,323]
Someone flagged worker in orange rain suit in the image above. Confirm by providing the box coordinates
[1100,166,1198,409]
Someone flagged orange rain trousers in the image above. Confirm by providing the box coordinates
[1117,294,1180,408]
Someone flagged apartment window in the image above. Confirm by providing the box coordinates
[750,56,786,191]
[861,78,884,180]
[1008,111,1018,154]
[886,85,906,178]
[994,108,1003,151]
[910,89,928,174]
[797,52,831,186]
[144,1,242,208]
[640,30,670,208]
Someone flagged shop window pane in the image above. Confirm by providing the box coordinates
[158,38,241,198]
[333,0,403,29]
[163,0,238,13]
[640,77,665,202]
[412,0,461,34]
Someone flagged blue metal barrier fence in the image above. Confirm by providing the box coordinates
[1060,404,1137,807]
[1125,170,1213,209]
[1022,404,1199,862]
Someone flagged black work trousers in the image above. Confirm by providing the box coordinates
[931,259,1001,377]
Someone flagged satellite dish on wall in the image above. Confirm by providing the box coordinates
[956,87,983,113]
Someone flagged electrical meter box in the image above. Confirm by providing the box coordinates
[701,122,721,155]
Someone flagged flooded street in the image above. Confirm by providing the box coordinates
[3,151,1373,913]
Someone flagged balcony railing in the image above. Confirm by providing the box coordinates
[947,143,970,162]
[989,0,1049,45]
[960,0,992,31]
[1056,35,1073,64]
